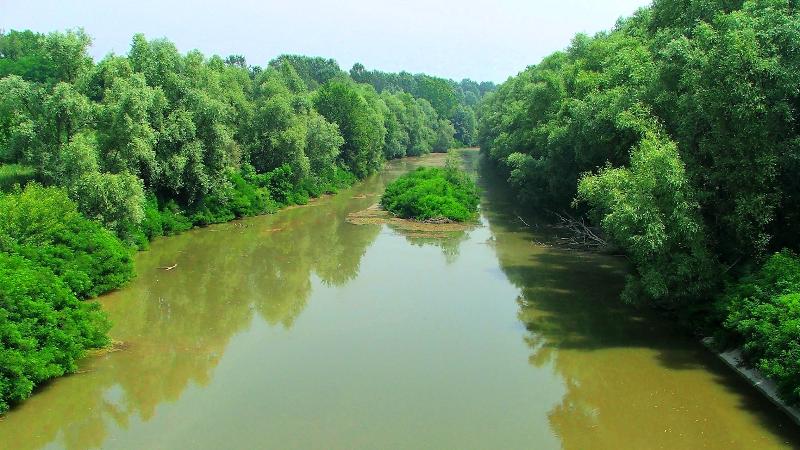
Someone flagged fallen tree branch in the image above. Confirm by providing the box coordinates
[548,210,608,249]
[158,263,178,271]
[517,215,533,229]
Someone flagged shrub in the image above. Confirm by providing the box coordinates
[0,184,135,298]
[0,252,110,413]
[247,164,308,206]
[0,164,36,192]
[576,132,718,310]
[140,195,164,241]
[157,200,193,236]
[719,250,800,404]
[381,165,478,222]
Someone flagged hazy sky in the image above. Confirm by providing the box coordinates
[0,0,651,83]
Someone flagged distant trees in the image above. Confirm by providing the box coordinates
[0,30,465,245]
[349,63,495,146]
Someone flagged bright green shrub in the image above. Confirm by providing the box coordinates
[381,166,478,222]
[247,164,309,206]
[226,171,275,217]
[0,184,134,298]
[719,250,800,404]
[0,252,110,413]
[139,195,164,241]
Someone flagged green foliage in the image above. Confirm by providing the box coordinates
[451,104,477,146]
[0,29,92,84]
[268,55,344,90]
[719,250,800,404]
[0,184,134,299]
[479,0,800,305]
[0,164,36,191]
[477,0,800,400]
[156,200,193,236]
[70,171,145,240]
[313,79,386,178]
[0,252,110,413]
[349,63,489,153]
[433,118,456,153]
[577,132,717,308]
[189,170,277,225]
[381,165,479,222]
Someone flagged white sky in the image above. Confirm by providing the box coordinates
[0,0,651,83]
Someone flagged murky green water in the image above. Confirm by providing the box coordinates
[1,151,798,449]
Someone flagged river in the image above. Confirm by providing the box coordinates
[1,150,798,449]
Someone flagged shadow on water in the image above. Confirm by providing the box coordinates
[476,154,800,448]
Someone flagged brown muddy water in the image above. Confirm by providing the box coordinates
[1,150,799,449]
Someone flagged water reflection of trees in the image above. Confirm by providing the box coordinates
[0,182,381,450]
[480,162,800,449]
[389,226,471,264]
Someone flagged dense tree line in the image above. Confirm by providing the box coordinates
[0,28,470,412]
[349,63,495,147]
[478,0,800,402]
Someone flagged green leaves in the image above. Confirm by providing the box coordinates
[381,165,479,222]
[0,184,134,298]
[477,1,800,322]
[720,250,800,403]
[577,132,717,307]
[0,252,110,413]
[313,79,385,178]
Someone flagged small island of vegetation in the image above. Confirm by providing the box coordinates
[380,158,478,223]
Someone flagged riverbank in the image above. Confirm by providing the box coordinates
[703,337,800,426]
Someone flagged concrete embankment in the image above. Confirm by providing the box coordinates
[703,337,800,426]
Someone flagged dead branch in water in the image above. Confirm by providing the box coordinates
[550,211,608,249]
[158,263,178,271]
[517,215,536,229]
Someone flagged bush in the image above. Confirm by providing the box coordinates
[0,184,134,298]
[304,165,357,197]
[381,165,478,222]
[719,250,800,404]
[247,164,309,207]
[0,164,36,192]
[576,132,718,310]
[157,200,193,236]
[0,252,110,413]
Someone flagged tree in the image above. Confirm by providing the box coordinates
[0,75,37,163]
[433,118,456,152]
[70,171,146,239]
[450,104,476,146]
[577,132,717,309]
[313,79,385,178]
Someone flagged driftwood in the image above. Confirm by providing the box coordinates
[158,263,178,271]
[550,211,608,249]
[517,215,535,229]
